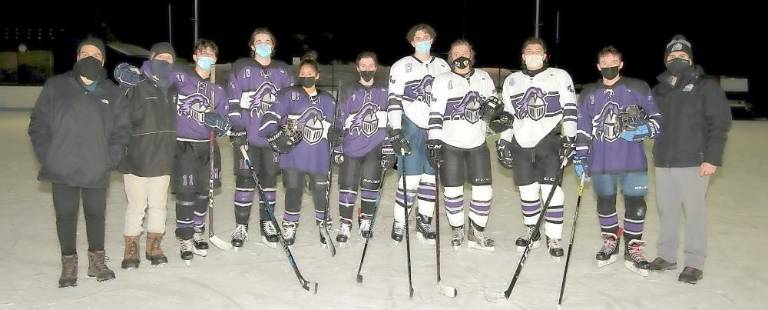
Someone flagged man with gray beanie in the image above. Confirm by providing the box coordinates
[29,37,130,287]
[115,42,178,268]
[649,35,732,284]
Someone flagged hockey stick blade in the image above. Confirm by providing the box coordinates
[302,281,319,295]
[209,234,232,251]
[439,283,458,298]
[356,274,363,283]
[320,227,336,256]
[483,289,508,302]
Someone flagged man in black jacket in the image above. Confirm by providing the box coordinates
[116,42,177,269]
[28,37,130,287]
[649,35,732,284]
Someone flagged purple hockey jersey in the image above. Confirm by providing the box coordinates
[337,82,389,158]
[259,86,337,175]
[576,78,662,174]
[171,66,228,141]
[227,58,294,146]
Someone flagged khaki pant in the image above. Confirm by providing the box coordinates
[655,167,710,269]
[123,174,170,236]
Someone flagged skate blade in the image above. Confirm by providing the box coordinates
[516,241,540,252]
[468,241,495,252]
[184,260,191,266]
[551,256,562,263]
[261,237,278,249]
[392,240,401,247]
[597,256,618,268]
[233,246,240,252]
[337,241,347,247]
[193,249,208,257]
[624,261,649,276]
[417,234,436,245]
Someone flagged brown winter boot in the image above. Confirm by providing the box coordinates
[146,232,168,265]
[88,250,116,282]
[58,254,78,288]
[121,235,140,269]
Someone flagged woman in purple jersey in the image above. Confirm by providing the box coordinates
[259,59,338,246]
[332,52,396,245]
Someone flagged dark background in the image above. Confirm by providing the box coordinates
[2,0,762,114]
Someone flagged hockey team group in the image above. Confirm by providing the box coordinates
[27,22,731,294]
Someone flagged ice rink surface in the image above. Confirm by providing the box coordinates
[1,112,765,309]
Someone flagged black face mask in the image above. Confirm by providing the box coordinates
[299,77,316,88]
[74,56,105,81]
[600,66,620,80]
[666,58,692,76]
[360,71,375,82]
[151,59,172,82]
[452,56,471,70]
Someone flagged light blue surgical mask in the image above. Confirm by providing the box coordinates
[196,56,215,71]
[255,44,273,58]
[415,41,432,53]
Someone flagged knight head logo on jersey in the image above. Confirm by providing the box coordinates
[240,82,278,118]
[349,103,379,137]
[513,87,547,121]
[447,91,482,124]
[403,75,435,105]
[594,101,622,142]
[177,81,210,123]
[297,107,325,145]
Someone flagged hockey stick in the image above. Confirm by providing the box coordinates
[355,166,386,284]
[434,161,458,298]
[556,174,586,309]
[485,158,568,301]
[402,162,415,298]
[318,81,344,257]
[240,146,318,294]
[207,65,232,251]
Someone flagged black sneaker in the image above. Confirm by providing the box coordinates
[649,257,677,271]
[678,267,703,284]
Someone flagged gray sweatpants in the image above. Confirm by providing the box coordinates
[655,167,710,269]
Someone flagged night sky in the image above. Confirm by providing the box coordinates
[3,0,761,107]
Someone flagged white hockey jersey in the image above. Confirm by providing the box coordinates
[387,55,451,129]
[499,67,577,148]
[428,69,497,149]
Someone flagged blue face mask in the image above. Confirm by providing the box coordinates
[196,56,215,71]
[415,41,431,53]
[255,44,273,58]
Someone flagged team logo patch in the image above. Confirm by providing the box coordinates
[403,75,435,105]
[177,81,211,123]
[594,101,622,142]
[512,87,548,121]
[447,91,482,124]
[297,107,326,145]
[349,102,380,137]
[241,82,278,118]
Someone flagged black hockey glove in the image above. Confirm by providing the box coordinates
[495,139,514,169]
[426,139,443,170]
[488,111,514,133]
[388,129,411,156]
[203,112,231,136]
